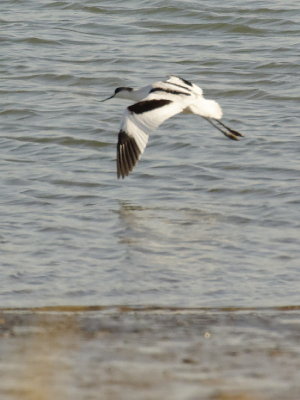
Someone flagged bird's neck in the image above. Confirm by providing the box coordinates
[124,86,150,102]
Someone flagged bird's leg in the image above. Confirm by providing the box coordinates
[205,118,243,141]
[217,120,243,138]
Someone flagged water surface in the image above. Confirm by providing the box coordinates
[1,0,300,307]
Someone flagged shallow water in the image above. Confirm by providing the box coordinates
[1,0,300,307]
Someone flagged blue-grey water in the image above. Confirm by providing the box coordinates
[1,0,300,308]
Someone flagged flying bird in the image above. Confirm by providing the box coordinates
[102,76,243,179]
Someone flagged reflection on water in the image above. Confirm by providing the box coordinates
[115,199,300,307]
[116,201,224,273]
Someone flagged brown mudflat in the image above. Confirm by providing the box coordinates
[1,306,300,400]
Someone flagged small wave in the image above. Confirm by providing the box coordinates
[9,136,110,149]
[15,37,62,46]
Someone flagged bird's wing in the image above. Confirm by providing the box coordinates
[166,75,203,95]
[117,95,187,179]
[166,75,193,89]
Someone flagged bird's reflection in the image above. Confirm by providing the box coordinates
[116,200,220,267]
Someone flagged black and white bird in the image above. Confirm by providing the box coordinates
[102,76,243,179]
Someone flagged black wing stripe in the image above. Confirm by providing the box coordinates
[127,140,136,170]
[119,144,129,178]
[177,76,193,87]
[164,81,192,92]
[125,143,133,170]
[117,130,141,179]
[122,144,132,172]
[128,99,171,114]
[117,155,122,179]
[117,145,125,178]
[117,149,123,178]
[150,87,190,96]
[119,145,128,178]
[128,137,139,161]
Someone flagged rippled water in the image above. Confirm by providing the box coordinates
[1,0,300,307]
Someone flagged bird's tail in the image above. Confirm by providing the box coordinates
[189,99,223,120]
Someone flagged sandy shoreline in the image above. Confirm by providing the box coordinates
[1,306,300,399]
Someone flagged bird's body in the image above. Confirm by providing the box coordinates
[102,76,243,179]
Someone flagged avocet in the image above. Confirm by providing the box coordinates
[102,76,243,179]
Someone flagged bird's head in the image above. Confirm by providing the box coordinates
[101,87,133,102]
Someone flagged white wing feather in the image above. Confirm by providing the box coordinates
[166,75,203,95]
[117,94,188,178]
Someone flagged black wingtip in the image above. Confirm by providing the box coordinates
[117,130,141,179]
